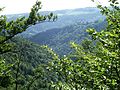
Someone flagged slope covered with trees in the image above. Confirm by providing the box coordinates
[7,7,105,38]
[1,37,52,67]
[0,37,53,89]
[30,20,107,55]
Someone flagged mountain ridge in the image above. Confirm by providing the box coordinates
[29,20,107,55]
[6,7,105,38]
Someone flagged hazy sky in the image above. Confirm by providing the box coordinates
[0,0,119,14]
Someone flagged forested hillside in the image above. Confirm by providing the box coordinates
[6,7,106,55]
[1,37,52,66]
[0,37,53,89]
[30,20,107,55]
[7,7,105,38]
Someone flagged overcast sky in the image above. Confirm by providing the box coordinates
[0,0,119,14]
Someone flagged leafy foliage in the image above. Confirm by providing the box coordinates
[0,0,56,89]
[30,0,120,89]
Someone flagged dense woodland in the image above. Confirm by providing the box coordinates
[0,0,120,90]
[30,20,107,55]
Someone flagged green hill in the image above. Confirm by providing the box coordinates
[7,7,105,38]
[29,20,107,55]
